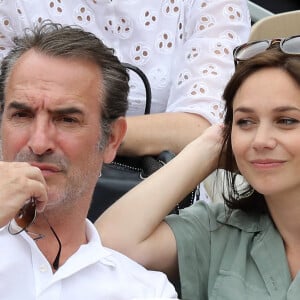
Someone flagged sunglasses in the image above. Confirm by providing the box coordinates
[8,198,62,270]
[8,197,36,234]
[233,35,300,66]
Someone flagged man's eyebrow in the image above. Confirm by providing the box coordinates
[7,101,84,115]
[7,101,31,111]
[52,107,84,115]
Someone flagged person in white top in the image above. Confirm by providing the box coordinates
[0,21,177,299]
[0,0,251,156]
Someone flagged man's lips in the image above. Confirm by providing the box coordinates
[30,162,61,173]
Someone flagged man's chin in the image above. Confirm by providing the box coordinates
[44,191,65,210]
[44,201,61,212]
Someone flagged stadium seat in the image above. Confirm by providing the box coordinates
[250,10,300,41]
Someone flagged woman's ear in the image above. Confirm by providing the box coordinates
[102,117,127,163]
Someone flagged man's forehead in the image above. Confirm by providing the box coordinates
[8,49,102,86]
[4,50,103,112]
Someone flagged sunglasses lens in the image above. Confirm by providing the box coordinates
[282,36,300,55]
[235,40,270,61]
[8,198,36,235]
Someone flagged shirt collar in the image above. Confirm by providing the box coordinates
[66,219,120,268]
[2,219,120,269]
[216,206,272,233]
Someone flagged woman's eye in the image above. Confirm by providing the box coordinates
[235,118,254,127]
[278,118,299,125]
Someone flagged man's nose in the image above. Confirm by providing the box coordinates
[27,118,55,155]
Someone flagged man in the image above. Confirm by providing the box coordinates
[0,21,177,299]
[0,1,251,218]
[0,0,251,156]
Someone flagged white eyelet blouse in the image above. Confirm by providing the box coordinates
[0,0,251,123]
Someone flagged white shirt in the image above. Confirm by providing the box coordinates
[0,0,250,123]
[0,220,177,299]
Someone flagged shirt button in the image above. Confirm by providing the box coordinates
[39,265,48,273]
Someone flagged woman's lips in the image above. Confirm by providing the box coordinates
[250,159,286,169]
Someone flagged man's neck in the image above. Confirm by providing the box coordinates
[28,212,88,272]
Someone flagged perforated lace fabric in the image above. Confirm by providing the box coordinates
[0,0,250,124]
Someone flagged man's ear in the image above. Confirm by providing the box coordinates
[103,117,127,163]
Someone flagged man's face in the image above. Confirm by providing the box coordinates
[1,49,109,209]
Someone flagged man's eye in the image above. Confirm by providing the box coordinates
[11,111,32,119]
[56,116,79,124]
[63,117,76,123]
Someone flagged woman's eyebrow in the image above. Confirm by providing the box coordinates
[233,107,254,114]
[273,106,300,113]
[234,106,300,114]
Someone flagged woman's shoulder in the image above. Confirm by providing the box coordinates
[166,200,268,234]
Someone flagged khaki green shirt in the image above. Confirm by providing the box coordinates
[166,201,300,300]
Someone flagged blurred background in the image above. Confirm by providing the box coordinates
[252,0,299,13]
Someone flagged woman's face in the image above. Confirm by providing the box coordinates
[231,67,300,198]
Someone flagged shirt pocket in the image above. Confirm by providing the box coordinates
[209,269,271,300]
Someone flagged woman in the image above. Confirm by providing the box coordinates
[96,36,300,299]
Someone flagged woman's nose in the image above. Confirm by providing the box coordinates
[252,124,277,150]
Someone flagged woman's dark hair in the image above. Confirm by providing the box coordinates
[220,46,300,213]
[0,20,129,149]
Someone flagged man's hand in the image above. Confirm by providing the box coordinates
[0,162,47,227]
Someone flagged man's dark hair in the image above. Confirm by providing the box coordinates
[0,20,129,149]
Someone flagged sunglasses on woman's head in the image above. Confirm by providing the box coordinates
[8,197,36,234]
[233,35,300,66]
